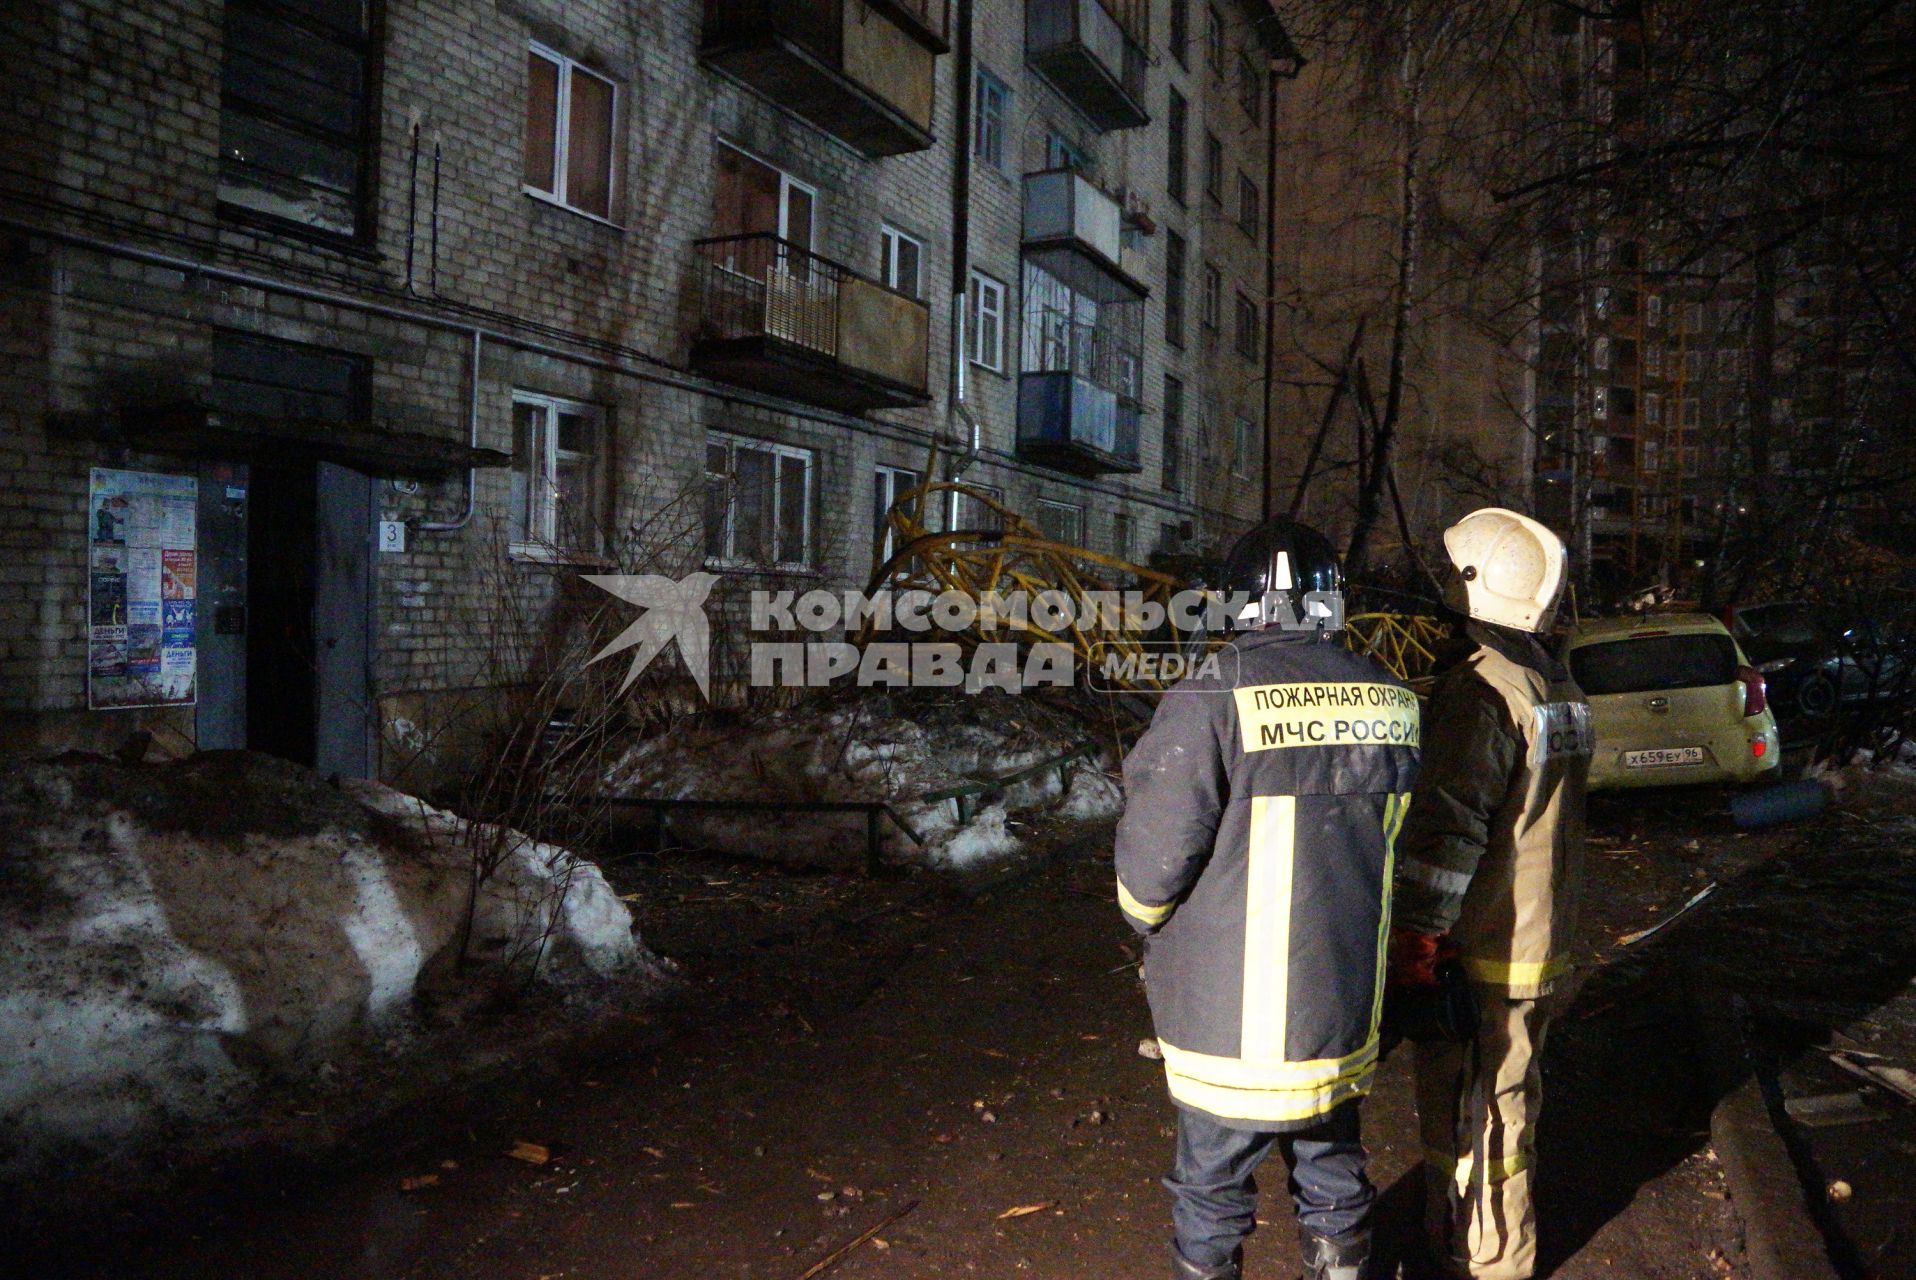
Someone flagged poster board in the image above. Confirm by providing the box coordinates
[88,468,198,709]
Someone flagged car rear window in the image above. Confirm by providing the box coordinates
[1570,633,1739,695]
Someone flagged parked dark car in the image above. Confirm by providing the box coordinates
[1725,601,1908,718]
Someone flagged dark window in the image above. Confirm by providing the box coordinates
[524,45,618,220]
[1569,633,1738,695]
[1165,230,1187,347]
[209,330,368,421]
[1169,0,1190,67]
[974,67,1009,169]
[1166,89,1188,204]
[1234,291,1259,360]
[1163,374,1185,492]
[1204,132,1223,204]
[1237,49,1262,122]
[219,0,373,238]
[1237,172,1259,237]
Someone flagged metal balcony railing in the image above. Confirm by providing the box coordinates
[695,233,848,357]
[1023,309,1141,401]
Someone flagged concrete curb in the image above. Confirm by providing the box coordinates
[1688,980,1841,1280]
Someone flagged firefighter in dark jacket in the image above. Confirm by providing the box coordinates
[1391,508,1593,1280]
[1116,519,1420,1280]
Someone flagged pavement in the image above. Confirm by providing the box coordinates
[14,769,1916,1280]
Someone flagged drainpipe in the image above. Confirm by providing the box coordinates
[947,0,982,484]
[1259,51,1298,522]
[417,328,483,533]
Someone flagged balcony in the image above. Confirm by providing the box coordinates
[1017,313,1143,475]
[702,0,947,157]
[691,234,931,413]
[1026,0,1149,132]
[1022,169,1148,303]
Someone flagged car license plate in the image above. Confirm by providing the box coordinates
[1623,747,1706,768]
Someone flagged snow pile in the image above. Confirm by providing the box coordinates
[0,752,647,1172]
[607,689,1121,870]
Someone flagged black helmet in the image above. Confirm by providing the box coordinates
[1220,518,1345,634]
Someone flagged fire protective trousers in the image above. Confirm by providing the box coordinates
[1413,995,1552,1280]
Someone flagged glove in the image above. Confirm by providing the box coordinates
[1388,927,1457,989]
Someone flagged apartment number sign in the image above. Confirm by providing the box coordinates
[88,468,198,710]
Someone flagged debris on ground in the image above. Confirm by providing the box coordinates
[608,689,1122,871]
[0,751,653,1178]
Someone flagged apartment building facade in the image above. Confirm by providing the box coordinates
[0,0,1293,779]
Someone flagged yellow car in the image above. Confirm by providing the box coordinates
[1564,612,1782,790]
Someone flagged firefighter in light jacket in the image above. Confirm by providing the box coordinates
[1391,507,1593,1280]
[1116,519,1420,1280]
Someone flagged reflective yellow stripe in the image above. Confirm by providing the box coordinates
[1165,1061,1377,1123]
[1242,795,1296,1060]
[1116,877,1174,927]
[1370,791,1408,1036]
[1158,1036,1380,1091]
[1460,954,1572,986]
[1424,1147,1534,1185]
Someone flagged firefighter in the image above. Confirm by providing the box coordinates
[1116,519,1420,1280]
[1390,507,1593,1280]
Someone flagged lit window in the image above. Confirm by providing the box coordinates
[968,270,1007,371]
[704,432,813,570]
[510,393,605,556]
[525,44,618,220]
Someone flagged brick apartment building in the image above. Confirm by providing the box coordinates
[0,0,1296,780]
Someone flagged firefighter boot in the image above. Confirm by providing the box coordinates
[1298,1225,1370,1280]
[1171,1242,1243,1280]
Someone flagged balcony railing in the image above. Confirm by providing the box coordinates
[701,0,946,157]
[1022,168,1148,303]
[1026,0,1149,132]
[692,233,931,413]
[1017,311,1143,475]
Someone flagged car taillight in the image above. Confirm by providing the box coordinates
[1752,737,1768,759]
[1737,665,1768,717]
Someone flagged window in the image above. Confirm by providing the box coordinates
[1163,374,1185,492]
[704,433,812,570]
[1592,385,1609,419]
[1204,132,1224,205]
[974,68,1009,169]
[1164,230,1187,348]
[1685,301,1705,331]
[1594,286,1611,318]
[1644,392,1662,426]
[510,393,604,556]
[1206,6,1226,71]
[1593,336,1610,371]
[1165,90,1189,205]
[525,44,617,220]
[1046,130,1092,173]
[880,224,924,298]
[1685,350,1705,382]
[1232,414,1256,476]
[1034,499,1085,546]
[219,0,373,238]
[1645,343,1662,378]
[1112,511,1135,562]
[1169,0,1190,66]
[1645,293,1663,327]
[1201,262,1222,333]
[1680,397,1698,428]
[1237,50,1262,123]
[968,270,1007,371]
[1237,172,1259,237]
[714,142,813,247]
[948,484,1006,539]
[873,465,921,568]
[1234,291,1259,360]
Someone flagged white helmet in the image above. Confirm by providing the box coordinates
[1442,508,1567,634]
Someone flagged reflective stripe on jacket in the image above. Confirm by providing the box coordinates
[1114,629,1420,1130]
[1395,623,1593,998]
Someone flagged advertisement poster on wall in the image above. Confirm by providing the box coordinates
[88,468,198,709]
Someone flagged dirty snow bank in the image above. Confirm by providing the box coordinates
[607,689,1122,870]
[0,751,651,1175]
